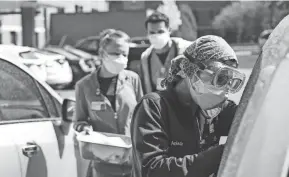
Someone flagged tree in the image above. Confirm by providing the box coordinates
[213,0,289,43]
[177,3,198,41]
[157,0,182,31]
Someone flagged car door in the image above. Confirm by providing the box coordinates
[0,59,78,177]
[0,126,22,177]
[36,81,90,177]
[217,15,289,177]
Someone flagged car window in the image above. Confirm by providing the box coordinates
[78,39,99,51]
[20,51,39,59]
[37,83,61,117]
[35,50,55,56]
[0,59,49,121]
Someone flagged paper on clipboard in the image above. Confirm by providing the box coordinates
[219,136,228,145]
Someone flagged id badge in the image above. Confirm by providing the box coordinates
[156,78,165,91]
[91,101,106,111]
[219,136,227,145]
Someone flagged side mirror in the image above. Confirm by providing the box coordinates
[62,98,76,122]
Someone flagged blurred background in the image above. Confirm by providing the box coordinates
[0,0,288,102]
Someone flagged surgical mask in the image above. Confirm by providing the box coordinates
[148,32,170,49]
[102,53,128,75]
[188,77,228,111]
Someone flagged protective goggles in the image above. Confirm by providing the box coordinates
[193,61,246,94]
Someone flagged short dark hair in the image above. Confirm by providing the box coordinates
[145,11,170,29]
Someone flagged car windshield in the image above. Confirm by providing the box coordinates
[19,51,39,59]
[35,50,56,56]
[218,15,289,177]
[45,48,78,59]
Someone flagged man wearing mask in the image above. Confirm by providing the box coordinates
[140,11,192,94]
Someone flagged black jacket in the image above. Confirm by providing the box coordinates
[131,88,237,177]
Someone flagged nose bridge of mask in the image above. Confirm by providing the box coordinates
[190,75,210,94]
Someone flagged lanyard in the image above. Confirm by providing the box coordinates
[96,77,121,134]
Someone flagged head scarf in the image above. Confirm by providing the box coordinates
[161,35,238,87]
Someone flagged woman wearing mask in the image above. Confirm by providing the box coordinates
[74,29,143,177]
[131,35,245,177]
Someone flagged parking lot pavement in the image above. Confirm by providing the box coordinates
[56,69,252,104]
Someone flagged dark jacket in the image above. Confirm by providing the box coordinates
[131,88,237,177]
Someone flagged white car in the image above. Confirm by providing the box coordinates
[0,53,90,177]
[0,45,73,88]
[34,50,73,88]
[0,45,47,82]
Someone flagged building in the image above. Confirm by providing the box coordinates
[0,0,109,48]
[108,1,230,37]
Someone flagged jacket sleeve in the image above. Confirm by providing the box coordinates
[135,74,144,102]
[131,97,225,177]
[73,83,89,130]
[124,73,144,136]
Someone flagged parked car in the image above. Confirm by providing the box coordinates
[0,45,47,82]
[63,45,100,66]
[0,54,89,177]
[33,50,73,89]
[44,46,96,87]
[74,36,100,56]
[217,15,289,177]
[74,36,150,75]
[0,45,73,89]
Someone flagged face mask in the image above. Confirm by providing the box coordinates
[148,32,170,50]
[188,77,228,110]
[102,53,128,75]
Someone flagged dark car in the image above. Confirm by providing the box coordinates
[44,46,96,88]
[74,36,150,75]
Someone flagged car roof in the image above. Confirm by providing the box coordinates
[218,15,289,177]
[0,55,63,103]
[0,44,33,53]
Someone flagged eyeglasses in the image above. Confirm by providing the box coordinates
[194,61,246,93]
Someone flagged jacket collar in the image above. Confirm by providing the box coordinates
[92,67,128,92]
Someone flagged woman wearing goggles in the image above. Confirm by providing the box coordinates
[131,35,245,177]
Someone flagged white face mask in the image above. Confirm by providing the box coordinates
[188,77,228,110]
[102,53,128,75]
[148,32,170,50]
